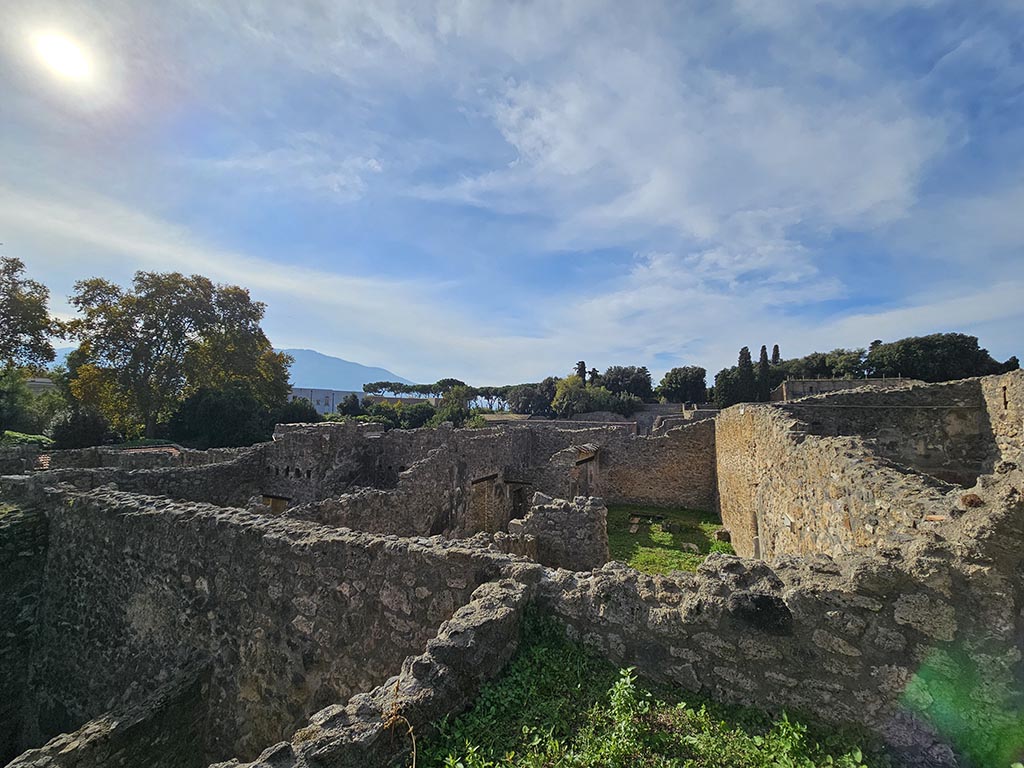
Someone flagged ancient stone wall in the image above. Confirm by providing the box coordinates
[782,378,996,485]
[19,487,512,764]
[8,663,210,768]
[715,404,958,559]
[538,472,1024,768]
[0,446,39,475]
[600,420,716,509]
[209,578,530,768]
[12,457,264,509]
[0,504,48,764]
[981,369,1024,463]
[508,494,609,571]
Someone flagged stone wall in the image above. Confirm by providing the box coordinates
[18,487,513,764]
[601,420,716,509]
[538,471,1024,767]
[0,503,48,764]
[781,378,997,486]
[209,578,530,768]
[981,369,1024,464]
[508,494,609,571]
[715,404,959,559]
[0,446,39,475]
[8,663,210,768]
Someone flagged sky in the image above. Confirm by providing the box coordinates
[1,1,1022,386]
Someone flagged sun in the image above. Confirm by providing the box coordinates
[31,31,94,83]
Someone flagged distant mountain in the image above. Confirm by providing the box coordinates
[280,349,414,391]
[50,347,414,393]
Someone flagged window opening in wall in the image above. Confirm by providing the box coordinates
[1004,386,1009,410]
[306,469,311,479]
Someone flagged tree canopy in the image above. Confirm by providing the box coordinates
[657,366,707,403]
[63,271,291,437]
[0,257,55,369]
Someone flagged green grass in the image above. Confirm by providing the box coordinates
[606,505,733,574]
[419,612,890,767]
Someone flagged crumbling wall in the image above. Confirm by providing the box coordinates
[782,378,996,486]
[0,503,48,764]
[20,488,511,763]
[13,458,264,508]
[538,474,1024,768]
[981,369,1023,464]
[508,494,609,571]
[209,579,530,768]
[8,663,210,768]
[715,404,958,559]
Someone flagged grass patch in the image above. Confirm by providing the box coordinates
[420,612,891,767]
[607,504,732,575]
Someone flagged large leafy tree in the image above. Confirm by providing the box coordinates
[168,382,273,448]
[602,365,654,401]
[865,333,1017,382]
[183,285,292,408]
[657,366,707,403]
[0,257,55,368]
[64,271,291,437]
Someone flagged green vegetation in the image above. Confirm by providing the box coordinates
[607,505,732,574]
[713,333,1020,409]
[420,612,889,767]
[1,430,54,447]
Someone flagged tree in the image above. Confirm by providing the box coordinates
[274,397,321,424]
[338,393,363,416]
[183,284,292,409]
[551,375,642,418]
[771,344,781,366]
[575,361,587,380]
[0,257,55,369]
[602,366,654,400]
[64,272,289,437]
[735,347,757,403]
[168,382,272,448]
[756,345,771,401]
[401,401,436,429]
[0,367,33,432]
[51,407,114,449]
[657,366,707,403]
[430,385,473,427]
[713,367,739,409]
[587,368,602,387]
[865,333,1016,382]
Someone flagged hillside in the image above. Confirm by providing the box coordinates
[280,348,413,391]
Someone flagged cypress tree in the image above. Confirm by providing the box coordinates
[757,345,771,401]
[771,344,781,366]
[736,347,757,403]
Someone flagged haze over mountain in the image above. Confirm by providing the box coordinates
[279,349,412,391]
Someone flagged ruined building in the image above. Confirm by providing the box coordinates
[1,370,1021,767]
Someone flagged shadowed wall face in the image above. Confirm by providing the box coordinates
[21,491,504,763]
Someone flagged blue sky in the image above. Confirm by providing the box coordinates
[1,1,1022,385]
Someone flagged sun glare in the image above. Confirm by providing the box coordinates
[31,31,94,83]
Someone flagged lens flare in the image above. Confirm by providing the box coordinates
[31,31,93,83]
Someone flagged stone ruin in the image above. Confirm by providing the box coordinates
[0,370,1021,767]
